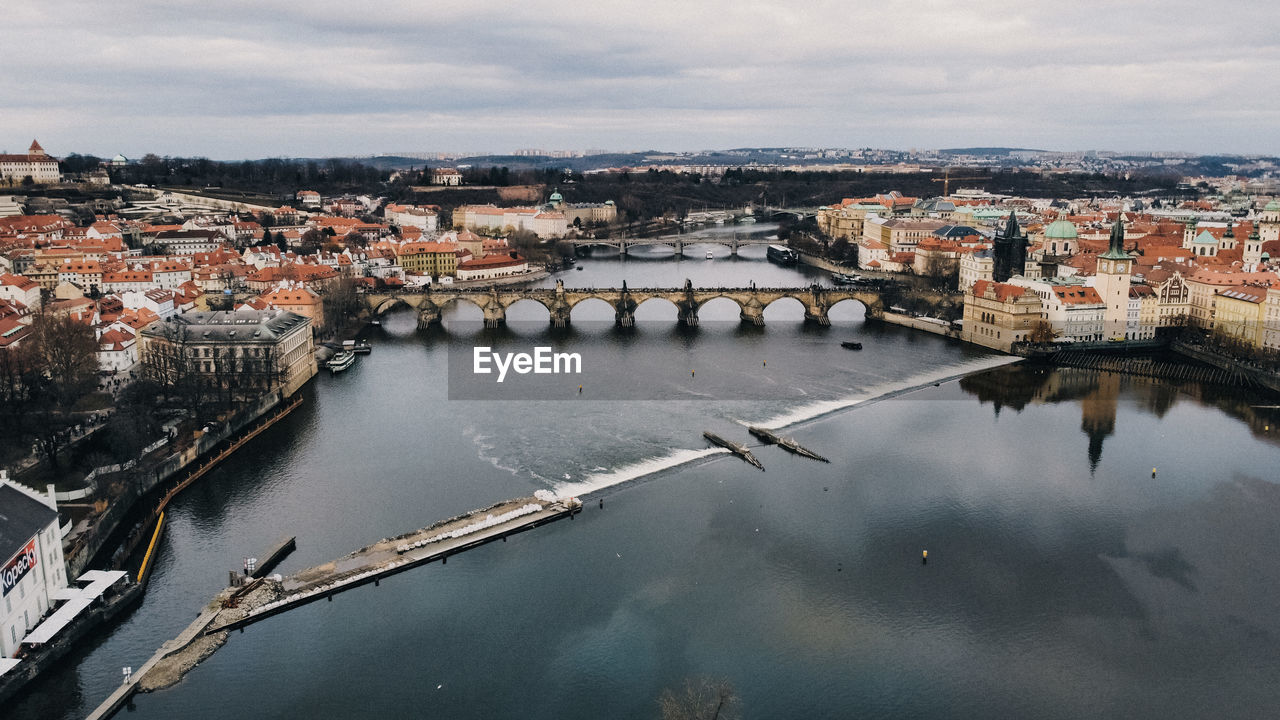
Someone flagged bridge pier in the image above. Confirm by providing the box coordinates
[676,301,699,327]
[739,296,765,326]
[804,306,831,326]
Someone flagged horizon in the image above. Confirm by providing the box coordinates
[6,1,1280,159]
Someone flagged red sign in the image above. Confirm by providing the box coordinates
[3,538,38,597]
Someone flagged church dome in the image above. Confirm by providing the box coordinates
[549,190,563,203]
[1043,218,1077,240]
[1265,200,1280,212]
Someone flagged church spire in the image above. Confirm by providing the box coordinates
[1001,211,1020,239]
[1099,216,1131,260]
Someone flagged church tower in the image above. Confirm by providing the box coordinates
[992,212,1027,282]
[1260,200,1280,244]
[1243,224,1263,267]
[1095,217,1134,340]
[1181,217,1198,249]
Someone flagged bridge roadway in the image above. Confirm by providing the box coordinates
[365,280,884,328]
[569,233,776,255]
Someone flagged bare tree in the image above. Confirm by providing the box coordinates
[658,677,741,720]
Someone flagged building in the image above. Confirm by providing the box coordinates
[384,204,439,233]
[861,216,947,254]
[431,168,463,186]
[397,241,459,278]
[154,230,225,255]
[958,249,994,292]
[140,308,317,397]
[1007,277,1105,342]
[260,284,324,332]
[1040,216,1078,256]
[0,273,41,310]
[1093,218,1135,340]
[1214,285,1267,348]
[0,140,61,185]
[0,475,69,658]
[961,279,1044,352]
[992,213,1028,283]
[455,253,529,281]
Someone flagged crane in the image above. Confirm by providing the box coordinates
[930,168,988,197]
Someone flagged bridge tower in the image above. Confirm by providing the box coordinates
[615,280,637,327]
[676,278,699,326]
[549,279,572,327]
[803,285,832,325]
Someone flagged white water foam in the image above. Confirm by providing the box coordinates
[746,354,1022,431]
[553,446,728,500]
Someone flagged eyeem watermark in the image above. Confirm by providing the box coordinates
[473,346,582,383]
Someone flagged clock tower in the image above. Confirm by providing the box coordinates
[1095,217,1134,340]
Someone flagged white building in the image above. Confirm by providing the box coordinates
[121,288,177,319]
[1007,276,1105,342]
[0,140,61,184]
[0,473,69,658]
[0,272,41,310]
[384,204,439,233]
[97,325,139,373]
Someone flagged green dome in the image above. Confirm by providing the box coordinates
[1265,200,1280,211]
[1043,218,1077,240]
[549,190,563,202]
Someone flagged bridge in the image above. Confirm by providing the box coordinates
[569,233,776,255]
[364,280,884,328]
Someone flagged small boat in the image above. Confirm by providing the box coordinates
[576,266,584,271]
[369,319,381,326]
[705,250,714,259]
[841,341,862,350]
[327,350,355,372]
[343,340,372,354]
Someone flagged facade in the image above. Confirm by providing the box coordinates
[861,216,947,254]
[384,204,439,233]
[1093,218,1135,340]
[154,230,225,255]
[0,477,69,658]
[260,284,324,331]
[398,241,459,278]
[0,140,61,184]
[140,308,317,397]
[1214,286,1267,348]
[431,168,463,186]
[455,253,529,281]
[1007,277,1105,342]
[454,205,568,238]
[958,250,994,292]
[961,280,1044,352]
[0,272,41,310]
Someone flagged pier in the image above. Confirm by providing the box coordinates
[85,494,582,718]
[703,431,765,470]
[747,426,829,462]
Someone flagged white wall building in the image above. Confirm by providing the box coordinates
[0,474,69,658]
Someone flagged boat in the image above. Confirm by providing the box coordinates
[766,244,797,265]
[841,341,862,350]
[738,215,757,224]
[369,319,381,327]
[705,250,714,259]
[576,266,584,271]
[327,350,355,372]
[342,339,372,354]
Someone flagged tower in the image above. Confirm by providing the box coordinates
[1095,216,1134,340]
[1181,217,1198,249]
[992,212,1027,282]
[1243,224,1263,267]
[1259,200,1280,244]
[1219,222,1236,251]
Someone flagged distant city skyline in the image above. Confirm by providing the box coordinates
[6,1,1280,159]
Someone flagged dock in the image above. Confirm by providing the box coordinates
[747,426,829,462]
[703,431,765,470]
[250,535,297,579]
[84,495,582,719]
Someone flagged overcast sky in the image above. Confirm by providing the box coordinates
[4,0,1279,159]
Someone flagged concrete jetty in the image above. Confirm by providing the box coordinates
[746,426,829,462]
[703,431,765,470]
[84,494,582,719]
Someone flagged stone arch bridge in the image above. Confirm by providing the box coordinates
[570,234,774,255]
[364,280,884,328]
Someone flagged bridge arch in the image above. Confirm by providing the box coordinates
[761,295,807,321]
[373,296,411,315]
[694,295,746,320]
[568,297,616,323]
[436,295,487,323]
[828,297,874,322]
[632,296,681,321]
[504,297,553,324]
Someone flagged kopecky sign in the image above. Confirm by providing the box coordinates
[3,538,38,597]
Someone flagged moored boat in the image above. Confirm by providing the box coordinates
[841,341,862,350]
[327,350,356,372]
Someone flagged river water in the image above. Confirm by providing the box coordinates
[12,228,1280,719]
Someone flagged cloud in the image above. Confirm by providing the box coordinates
[3,0,1278,157]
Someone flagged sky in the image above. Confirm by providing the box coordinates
[3,0,1279,159]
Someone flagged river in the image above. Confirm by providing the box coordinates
[11,228,1280,719]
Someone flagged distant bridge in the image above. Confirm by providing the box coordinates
[569,234,776,255]
[364,280,884,328]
